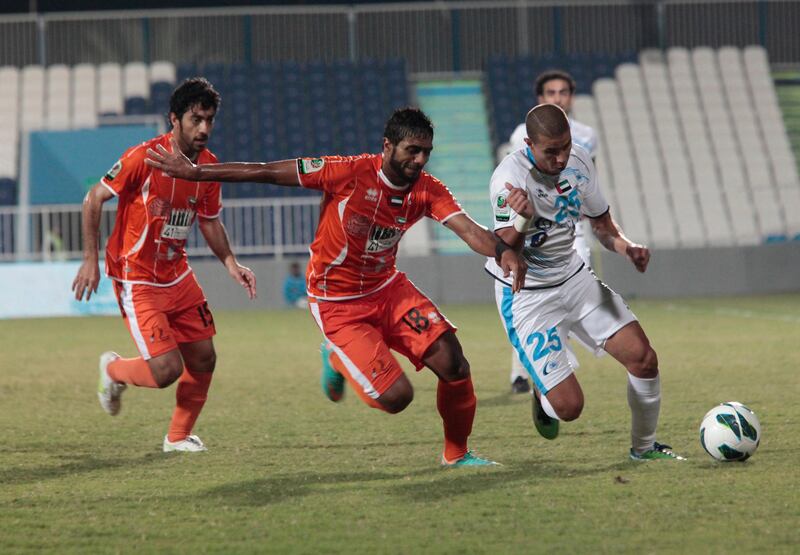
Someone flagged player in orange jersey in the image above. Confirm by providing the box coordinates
[145,107,527,467]
[72,77,256,453]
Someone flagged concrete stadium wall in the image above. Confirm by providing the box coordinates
[191,242,800,310]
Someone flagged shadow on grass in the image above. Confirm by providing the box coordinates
[202,468,432,506]
[0,452,165,485]
[386,458,634,501]
[201,456,635,507]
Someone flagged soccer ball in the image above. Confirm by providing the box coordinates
[699,402,761,461]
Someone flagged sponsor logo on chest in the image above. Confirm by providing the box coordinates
[161,208,196,240]
[365,225,402,253]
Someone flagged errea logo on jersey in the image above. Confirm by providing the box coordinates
[364,188,379,203]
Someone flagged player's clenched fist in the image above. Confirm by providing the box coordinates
[504,182,534,219]
[625,244,650,273]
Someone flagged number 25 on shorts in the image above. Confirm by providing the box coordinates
[526,326,562,365]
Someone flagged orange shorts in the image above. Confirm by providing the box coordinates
[113,273,216,360]
[308,273,456,399]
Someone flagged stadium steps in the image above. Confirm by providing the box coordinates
[775,71,800,178]
[416,80,494,253]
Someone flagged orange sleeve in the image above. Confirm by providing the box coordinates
[297,155,358,194]
[99,145,149,197]
[198,182,222,218]
[425,175,464,223]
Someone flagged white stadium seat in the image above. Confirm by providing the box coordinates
[97,62,123,115]
[123,61,150,100]
[20,65,45,131]
[149,60,176,84]
[46,64,72,130]
[72,63,97,128]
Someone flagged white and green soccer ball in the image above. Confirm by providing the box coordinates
[699,402,761,462]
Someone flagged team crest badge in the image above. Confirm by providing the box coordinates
[104,160,122,181]
[297,158,325,174]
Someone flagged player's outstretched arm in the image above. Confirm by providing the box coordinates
[144,136,300,186]
[445,213,528,292]
[198,217,257,300]
[72,183,114,301]
[590,210,650,273]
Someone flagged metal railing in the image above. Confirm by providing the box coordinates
[0,1,799,71]
[0,191,496,262]
[0,196,322,262]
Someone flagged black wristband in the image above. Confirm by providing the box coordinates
[494,240,512,258]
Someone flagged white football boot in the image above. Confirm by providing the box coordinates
[163,434,208,453]
[97,351,126,416]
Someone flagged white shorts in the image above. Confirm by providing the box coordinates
[494,266,636,395]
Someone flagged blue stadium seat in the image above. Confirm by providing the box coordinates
[0,178,16,205]
[150,82,173,113]
[124,96,149,115]
[176,63,198,82]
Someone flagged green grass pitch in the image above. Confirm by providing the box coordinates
[1,295,799,553]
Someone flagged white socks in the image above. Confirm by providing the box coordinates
[539,391,561,420]
[510,351,526,382]
[627,373,661,454]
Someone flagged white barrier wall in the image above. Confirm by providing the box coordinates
[0,261,118,319]
[2,242,799,319]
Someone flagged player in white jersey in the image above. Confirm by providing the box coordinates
[487,104,683,460]
[506,70,598,393]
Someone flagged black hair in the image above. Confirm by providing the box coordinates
[169,77,221,120]
[535,70,576,97]
[526,104,570,143]
[383,107,434,144]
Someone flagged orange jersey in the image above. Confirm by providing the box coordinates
[297,154,464,299]
[100,134,222,286]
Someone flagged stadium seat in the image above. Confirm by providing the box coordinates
[44,64,72,130]
[72,63,98,128]
[97,62,124,116]
[20,65,45,131]
[176,63,197,82]
[149,60,176,85]
[0,66,20,177]
[0,178,16,205]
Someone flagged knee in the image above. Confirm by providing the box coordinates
[556,399,584,422]
[378,382,414,414]
[548,391,584,422]
[188,350,216,374]
[628,346,658,379]
[382,393,413,414]
[441,354,471,382]
[153,360,183,388]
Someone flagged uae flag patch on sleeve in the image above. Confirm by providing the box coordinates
[556,179,572,194]
[389,195,404,207]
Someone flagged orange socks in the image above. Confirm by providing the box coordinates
[437,377,477,462]
[108,357,158,388]
[167,369,213,442]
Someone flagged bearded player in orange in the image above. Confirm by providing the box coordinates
[72,78,257,453]
[145,107,528,467]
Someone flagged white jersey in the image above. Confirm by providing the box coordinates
[485,145,609,288]
[509,118,598,159]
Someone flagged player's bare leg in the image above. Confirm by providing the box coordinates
[604,322,683,460]
[424,331,498,467]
